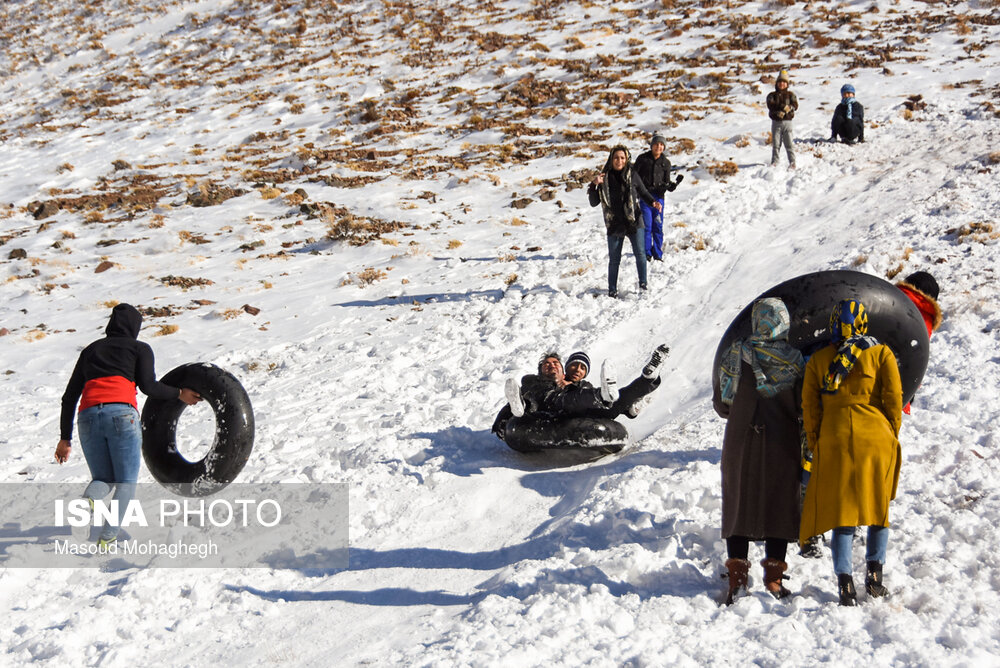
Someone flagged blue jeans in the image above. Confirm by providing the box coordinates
[831,526,888,575]
[607,228,647,293]
[639,199,665,261]
[77,403,141,541]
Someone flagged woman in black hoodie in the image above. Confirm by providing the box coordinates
[587,145,661,298]
[55,304,200,545]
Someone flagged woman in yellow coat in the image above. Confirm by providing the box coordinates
[800,300,902,606]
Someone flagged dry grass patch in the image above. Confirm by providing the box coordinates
[947,222,997,244]
[707,160,739,179]
[153,324,179,336]
[341,267,388,287]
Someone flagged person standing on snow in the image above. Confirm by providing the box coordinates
[587,145,661,298]
[799,300,903,606]
[633,134,683,263]
[766,70,798,167]
[55,303,201,546]
[714,298,805,605]
[830,83,865,144]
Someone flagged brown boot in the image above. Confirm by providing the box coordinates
[724,558,751,605]
[761,558,791,599]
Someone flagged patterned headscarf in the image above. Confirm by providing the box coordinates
[595,145,638,230]
[821,299,879,394]
[719,298,804,406]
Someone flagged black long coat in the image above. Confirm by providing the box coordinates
[712,361,802,541]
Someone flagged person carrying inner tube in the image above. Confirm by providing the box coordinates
[895,271,942,415]
[55,303,201,547]
[799,300,903,606]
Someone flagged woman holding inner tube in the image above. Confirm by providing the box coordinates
[799,300,903,606]
[55,303,201,546]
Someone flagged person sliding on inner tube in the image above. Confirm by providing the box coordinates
[55,303,201,547]
[491,351,566,441]
[492,344,670,442]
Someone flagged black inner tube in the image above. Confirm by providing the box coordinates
[141,363,255,497]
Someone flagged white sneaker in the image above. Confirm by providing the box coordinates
[505,378,525,417]
[70,497,94,542]
[642,344,670,379]
[600,361,619,404]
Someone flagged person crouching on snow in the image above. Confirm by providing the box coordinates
[587,145,662,298]
[830,83,865,144]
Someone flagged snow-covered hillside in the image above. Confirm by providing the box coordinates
[2,0,999,665]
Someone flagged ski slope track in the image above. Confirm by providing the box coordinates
[1,0,999,665]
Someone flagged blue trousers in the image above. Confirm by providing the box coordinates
[607,228,646,293]
[78,403,142,541]
[639,199,665,261]
[831,526,888,576]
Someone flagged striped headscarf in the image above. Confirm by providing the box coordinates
[719,298,804,405]
[821,299,879,394]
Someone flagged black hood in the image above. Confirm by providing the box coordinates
[105,303,142,339]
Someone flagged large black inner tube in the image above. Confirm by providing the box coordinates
[141,363,255,497]
[711,270,930,406]
[504,415,629,454]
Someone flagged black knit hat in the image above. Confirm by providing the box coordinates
[905,271,939,300]
[565,351,591,377]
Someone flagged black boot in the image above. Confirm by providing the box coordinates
[838,574,857,606]
[865,561,889,598]
[799,535,822,559]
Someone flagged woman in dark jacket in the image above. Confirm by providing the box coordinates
[55,304,200,545]
[714,298,805,604]
[587,145,661,298]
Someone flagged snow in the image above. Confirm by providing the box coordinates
[2,0,1000,665]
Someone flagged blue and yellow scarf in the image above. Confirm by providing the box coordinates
[821,299,879,393]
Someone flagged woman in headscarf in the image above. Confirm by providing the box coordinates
[800,300,903,606]
[587,145,661,298]
[714,298,805,605]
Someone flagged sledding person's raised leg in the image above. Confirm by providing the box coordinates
[505,378,525,417]
[600,360,619,404]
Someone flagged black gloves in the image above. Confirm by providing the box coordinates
[666,173,684,192]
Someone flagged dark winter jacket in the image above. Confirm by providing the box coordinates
[713,362,802,541]
[587,152,657,236]
[766,88,798,121]
[541,375,660,419]
[633,151,675,199]
[831,100,865,142]
[60,304,179,440]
